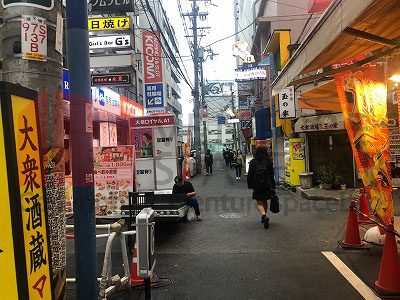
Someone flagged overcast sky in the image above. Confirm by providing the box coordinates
[162,0,236,125]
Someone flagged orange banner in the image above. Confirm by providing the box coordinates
[335,65,393,225]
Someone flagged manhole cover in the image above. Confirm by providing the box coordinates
[220,213,247,219]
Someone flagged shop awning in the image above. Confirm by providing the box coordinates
[298,80,340,111]
[272,0,400,95]
[295,113,345,133]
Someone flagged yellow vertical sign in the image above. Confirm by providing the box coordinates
[0,104,19,299]
[12,95,52,300]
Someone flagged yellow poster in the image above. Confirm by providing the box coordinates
[12,95,52,300]
[0,104,19,299]
[88,17,130,31]
[335,65,393,225]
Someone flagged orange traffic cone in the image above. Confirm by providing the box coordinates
[130,241,157,286]
[358,188,372,224]
[130,242,143,286]
[338,200,369,249]
[375,224,400,294]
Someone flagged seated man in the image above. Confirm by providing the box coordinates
[172,176,202,221]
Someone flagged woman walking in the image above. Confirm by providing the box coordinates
[247,147,276,229]
[234,149,244,180]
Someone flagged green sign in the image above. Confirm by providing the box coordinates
[2,0,53,10]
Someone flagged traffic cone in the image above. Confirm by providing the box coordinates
[130,242,143,286]
[358,188,372,224]
[338,200,369,249]
[130,241,157,286]
[375,224,400,294]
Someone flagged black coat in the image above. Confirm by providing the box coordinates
[247,157,276,200]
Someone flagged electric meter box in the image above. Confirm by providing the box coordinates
[136,208,156,278]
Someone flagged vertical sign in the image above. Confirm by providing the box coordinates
[142,31,164,110]
[278,85,295,119]
[99,122,110,147]
[0,83,53,300]
[21,15,47,62]
[109,123,118,147]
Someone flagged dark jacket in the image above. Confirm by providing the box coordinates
[204,153,213,165]
[247,157,276,191]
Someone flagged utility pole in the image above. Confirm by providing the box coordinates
[199,47,208,153]
[1,1,66,298]
[191,0,202,174]
[230,84,238,151]
[66,1,97,299]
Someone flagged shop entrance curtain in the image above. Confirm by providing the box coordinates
[335,65,393,225]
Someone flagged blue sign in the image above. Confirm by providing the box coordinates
[239,98,249,109]
[217,116,226,125]
[63,68,69,100]
[145,83,164,108]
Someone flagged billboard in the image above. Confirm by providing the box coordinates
[142,31,163,83]
[89,35,131,50]
[91,87,121,115]
[90,0,134,13]
[91,73,131,86]
[235,63,267,82]
[88,17,130,31]
[144,83,164,109]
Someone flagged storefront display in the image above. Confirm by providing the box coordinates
[284,138,306,186]
[93,146,134,217]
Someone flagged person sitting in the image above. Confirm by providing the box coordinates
[172,176,202,221]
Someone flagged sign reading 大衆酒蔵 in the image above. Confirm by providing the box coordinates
[0,82,53,300]
[2,0,53,9]
[88,17,130,31]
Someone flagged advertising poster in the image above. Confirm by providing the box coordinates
[131,128,154,159]
[65,176,73,216]
[109,123,118,146]
[135,158,155,191]
[93,146,134,216]
[292,142,305,160]
[335,65,393,225]
[99,122,110,147]
[153,126,176,158]
[155,158,178,190]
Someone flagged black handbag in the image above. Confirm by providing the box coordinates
[270,192,280,214]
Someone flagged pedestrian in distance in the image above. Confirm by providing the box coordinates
[173,176,202,221]
[234,149,244,180]
[223,148,230,167]
[247,146,276,229]
[228,149,234,168]
[204,149,214,175]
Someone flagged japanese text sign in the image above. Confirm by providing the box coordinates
[88,17,130,31]
[91,73,131,86]
[0,82,52,300]
[21,15,47,62]
[217,116,226,125]
[90,0,134,13]
[278,85,296,119]
[129,115,175,129]
[142,31,163,83]
[144,83,164,109]
[2,0,53,10]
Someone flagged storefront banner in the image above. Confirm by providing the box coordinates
[89,35,131,50]
[93,146,134,217]
[109,123,117,147]
[88,17,130,31]
[237,109,251,120]
[92,87,121,115]
[142,31,163,83]
[235,63,267,82]
[295,113,345,132]
[131,127,154,159]
[129,115,175,128]
[120,95,144,118]
[99,122,110,147]
[144,83,164,109]
[335,65,393,225]
[278,86,296,119]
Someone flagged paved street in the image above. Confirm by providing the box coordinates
[134,157,363,299]
[66,157,374,299]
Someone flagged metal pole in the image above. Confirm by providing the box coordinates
[230,85,238,151]
[200,52,208,152]
[192,0,202,174]
[66,1,97,299]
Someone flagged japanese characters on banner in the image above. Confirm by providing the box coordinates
[143,31,165,111]
[335,65,393,225]
[90,0,134,13]
[120,95,145,118]
[93,146,134,217]
[92,87,121,115]
[135,159,155,191]
[109,123,118,146]
[9,93,52,299]
[21,15,47,62]
[235,63,267,82]
[99,122,110,147]
[278,85,296,119]
[88,17,130,31]
[92,73,131,86]
[153,126,176,159]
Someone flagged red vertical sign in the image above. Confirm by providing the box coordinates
[142,31,163,83]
